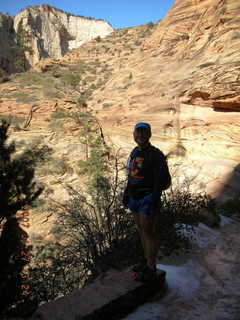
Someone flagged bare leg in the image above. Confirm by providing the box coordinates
[139,214,158,270]
[133,211,159,269]
[133,212,146,257]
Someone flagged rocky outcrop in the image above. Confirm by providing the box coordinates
[13,5,113,67]
[0,5,113,73]
[143,0,240,112]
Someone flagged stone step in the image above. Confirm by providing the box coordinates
[32,268,166,320]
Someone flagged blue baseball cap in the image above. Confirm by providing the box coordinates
[134,122,151,131]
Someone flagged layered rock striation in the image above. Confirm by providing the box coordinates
[13,5,113,67]
[143,0,240,111]
[88,0,240,199]
[0,5,113,72]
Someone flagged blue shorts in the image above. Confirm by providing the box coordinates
[127,194,160,220]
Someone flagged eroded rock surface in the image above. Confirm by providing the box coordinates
[0,5,113,72]
[89,0,240,200]
[13,5,113,67]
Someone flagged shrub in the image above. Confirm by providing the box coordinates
[69,61,86,74]
[95,36,101,42]
[103,73,110,79]
[43,88,63,100]
[40,157,71,176]
[18,71,45,83]
[100,65,110,73]
[62,72,81,89]
[0,114,24,130]
[0,68,10,83]
[93,59,101,67]
[69,110,95,126]
[76,96,88,108]
[123,44,131,50]
[50,107,67,120]
[9,92,36,104]
[146,21,154,28]
[95,79,104,89]
[25,151,136,306]
[232,32,240,40]
[89,83,96,90]
[134,40,142,46]
[158,189,210,255]
[14,71,53,89]
[102,103,112,108]
[48,121,64,132]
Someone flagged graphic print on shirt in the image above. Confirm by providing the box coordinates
[129,157,144,179]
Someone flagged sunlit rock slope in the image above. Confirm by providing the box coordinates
[89,0,240,199]
[0,0,239,241]
[0,4,113,72]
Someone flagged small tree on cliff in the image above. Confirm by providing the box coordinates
[0,120,43,313]
[12,21,32,71]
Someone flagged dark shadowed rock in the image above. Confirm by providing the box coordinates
[32,269,166,320]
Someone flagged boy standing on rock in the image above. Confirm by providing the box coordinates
[123,122,171,281]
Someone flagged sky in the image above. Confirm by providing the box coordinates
[0,0,175,29]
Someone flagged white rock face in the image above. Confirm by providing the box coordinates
[13,5,113,66]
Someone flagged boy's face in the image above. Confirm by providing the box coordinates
[133,127,151,149]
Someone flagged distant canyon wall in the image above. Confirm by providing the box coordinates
[0,14,17,73]
[0,4,113,73]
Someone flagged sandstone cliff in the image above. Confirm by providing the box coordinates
[144,0,240,111]
[14,5,113,67]
[87,0,240,200]
[0,5,113,73]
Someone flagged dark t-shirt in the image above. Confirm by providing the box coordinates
[126,144,170,200]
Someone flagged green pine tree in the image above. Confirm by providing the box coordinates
[0,120,43,313]
[12,21,32,72]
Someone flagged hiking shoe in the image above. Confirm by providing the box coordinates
[131,260,147,273]
[131,265,157,282]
